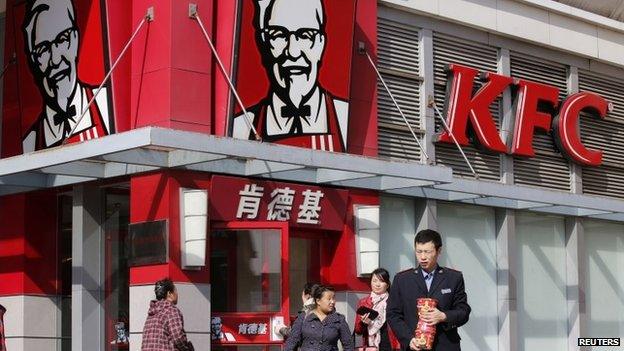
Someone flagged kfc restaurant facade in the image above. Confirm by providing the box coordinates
[1,0,624,351]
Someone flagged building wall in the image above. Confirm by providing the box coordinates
[380,196,624,351]
[380,0,624,68]
[376,2,624,201]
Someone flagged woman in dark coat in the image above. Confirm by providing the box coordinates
[284,285,353,351]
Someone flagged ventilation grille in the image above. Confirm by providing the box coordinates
[510,52,570,191]
[433,32,500,180]
[377,17,423,162]
[579,70,624,198]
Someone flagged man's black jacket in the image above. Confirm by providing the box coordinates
[387,267,471,351]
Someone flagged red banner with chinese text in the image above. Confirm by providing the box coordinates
[209,175,348,231]
[211,314,275,344]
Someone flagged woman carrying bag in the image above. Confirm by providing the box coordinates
[354,268,400,351]
[284,285,353,351]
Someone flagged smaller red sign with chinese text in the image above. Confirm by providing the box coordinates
[210,176,348,231]
[211,315,274,344]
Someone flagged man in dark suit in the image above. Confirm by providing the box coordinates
[387,229,471,351]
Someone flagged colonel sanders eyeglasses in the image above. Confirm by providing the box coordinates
[262,26,322,49]
[30,27,77,67]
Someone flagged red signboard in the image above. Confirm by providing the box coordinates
[229,0,357,153]
[211,314,276,344]
[210,175,348,231]
[437,63,613,166]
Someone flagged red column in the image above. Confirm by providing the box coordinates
[130,0,214,134]
[0,192,58,296]
[129,171,212,347]
[0,191,60,350]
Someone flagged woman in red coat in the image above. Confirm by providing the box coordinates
[354,268,401,351]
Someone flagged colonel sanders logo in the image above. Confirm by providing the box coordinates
[21,0,113,153]
[231,0,353,152]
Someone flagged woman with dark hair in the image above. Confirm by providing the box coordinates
[275,282,319,337]
[141,278,194,351]
[284,285,353,351]
[354,268,400,351]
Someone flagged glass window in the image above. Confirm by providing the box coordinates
[438,202,498,351]
[583,219,624,348]
[516,212,567,351]
[104,190,130,351]
[379,196,416,277]
[57,195,72,351]
[289,237,320,316]
[211,229,282,312]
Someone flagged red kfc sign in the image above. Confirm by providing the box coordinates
[210,175,348,231]
[437,63,612,166]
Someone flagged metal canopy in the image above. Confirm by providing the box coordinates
[3,126,624,222]
[0,127,452,196]
[387,177,624,221]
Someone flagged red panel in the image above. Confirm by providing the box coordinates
[170,0,212,73]
[130,0,172,76]
[130,172,171,223]
[77,0,106,84]
[0,191,58,296]
[170,69,212,129]
[1,4,20,158]
[131,70,172,128]
[321,190,378,292]
[23,191,58,295]
[130,171,212,286]
[106,0,133,133]
[347,0,379,156]
[213,0,239,136]
[129,0,173,130]
[169,121,211,134]
[0,195,26,295]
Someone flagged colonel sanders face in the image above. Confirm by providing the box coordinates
[23,0,79,113]
[211,317,223,339]
[257,0,326,107]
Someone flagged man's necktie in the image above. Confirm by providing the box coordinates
[53,105,77,138]
[425,273,433,291]
[281,104,311,134]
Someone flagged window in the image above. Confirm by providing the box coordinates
[211,229,282,312]
[516,212,567,351]
[438,202,498,351]
[379,196,416,277]
[584,220,624,347]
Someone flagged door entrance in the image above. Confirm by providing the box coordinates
[288,234,321,319]
[210,222,289,351]
[104,189,130,350]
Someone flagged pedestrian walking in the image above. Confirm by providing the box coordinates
[141,278,194,351]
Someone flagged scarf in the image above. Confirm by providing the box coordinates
[367,292,388,348]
